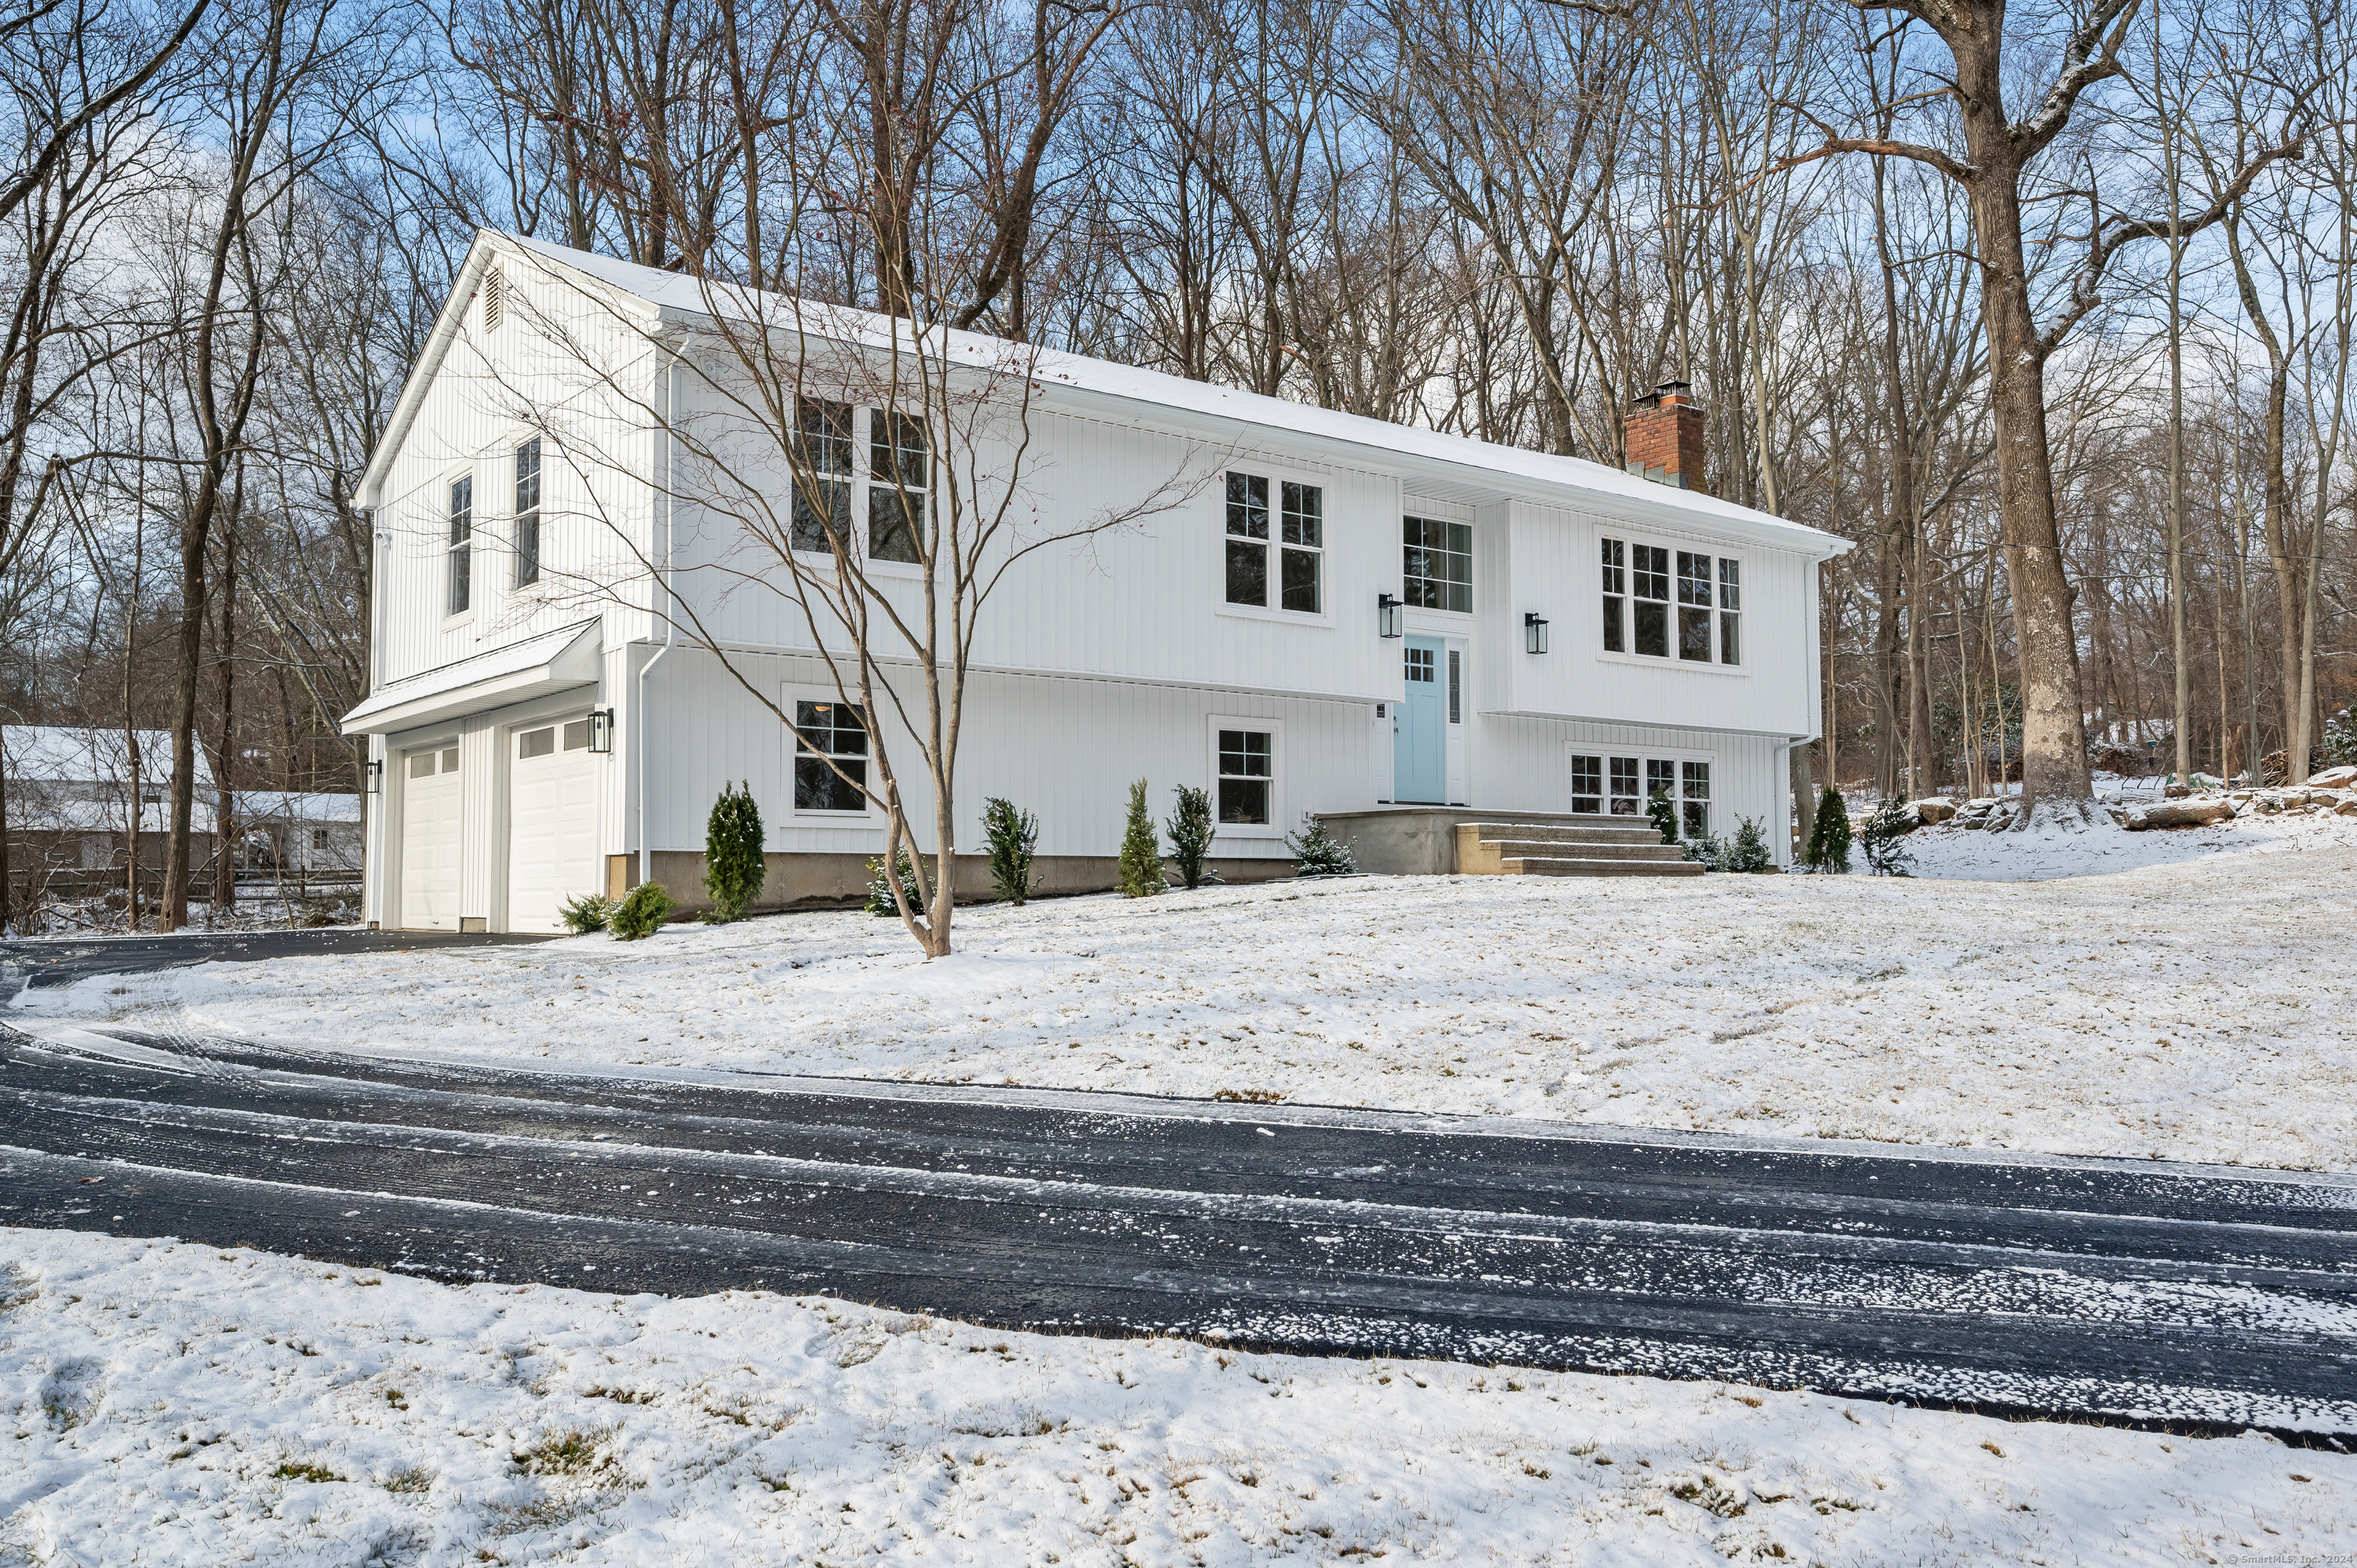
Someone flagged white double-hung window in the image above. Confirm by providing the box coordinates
[1600,533,1740,667]
[1225,472,1321,614]
[786,398,927,567]
[446,476,473,615]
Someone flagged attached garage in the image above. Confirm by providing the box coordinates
[506,715,602,932]
[398,746,463,930]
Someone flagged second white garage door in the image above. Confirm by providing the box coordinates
[399,746,462,931]
[507,716,602,933]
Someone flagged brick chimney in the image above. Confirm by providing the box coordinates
[1623,380,1707,496]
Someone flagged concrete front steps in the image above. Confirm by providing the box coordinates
[1314,807,1707,877]
[1456,819,1703,878]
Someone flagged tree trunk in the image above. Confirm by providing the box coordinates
[1956,135,2092,815]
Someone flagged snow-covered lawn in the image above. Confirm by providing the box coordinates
[15,814,2355,1172]
[2,1230,2345,1566]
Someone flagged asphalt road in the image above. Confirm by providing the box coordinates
[4,1018,2353,1437]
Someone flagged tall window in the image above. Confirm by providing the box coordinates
[793,700,868,812]
[1447,649,1462,723]
[1632,544,1669,657]
[1681,760,1711,838]
[1600,539,1625,653]
[1403,516,1471,612]
[1225,473,1320,614]
[1647,757,1676,809]
[447,476,472,614]
[1280,482,1323,612]
[1610,756,1640,815]
[869,410,926,564]
[1719,558,1742,665]
[1600,535,1740,666]
[791,399,852,553]
[513,440,541,587]
[1224,473,1268,605]
[1217,728,1272,825]
[1676,551,1713,661]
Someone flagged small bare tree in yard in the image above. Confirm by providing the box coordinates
[488,0,1200,958]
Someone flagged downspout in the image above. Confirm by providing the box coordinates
[638,347,682,888]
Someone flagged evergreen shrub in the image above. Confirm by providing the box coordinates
[1803,786,1852,873]
[557,892,616,935]
[866,847,923,916]
[983,796,1040,905]
[702,782,766,923]
[1646,788,1680,845]
[1117,779,1165,897]
[608,881,675,939]
[1859,798,1918,878]
[1285,819,1358,877]
[1165,785,1218,890]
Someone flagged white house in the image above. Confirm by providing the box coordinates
[2,726,214,881]
[342,234,1848,933]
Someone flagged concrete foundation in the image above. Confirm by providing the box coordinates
[606,849,1300,916]
[1315,807,1650,875]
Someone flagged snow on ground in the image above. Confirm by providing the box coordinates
[15,815,2357,1173]
[2,1230,2345,1566]
[1905,793,2355,880]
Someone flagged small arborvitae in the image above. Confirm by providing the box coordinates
[1117,778,1165,897]
[1725,815,1777,873]
[702,781,766,923]
[608,880,675,940]
[1164,784,1218,890]
[983,796,1040,905]
[865,846,925,916]
[1285,819,1358,878]
[1683,830,1725,871]
[1859,798,1918,877]
[1646,788,1681,845]
[1805,785,1853,873]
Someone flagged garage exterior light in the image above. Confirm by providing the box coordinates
[587,708,615,753]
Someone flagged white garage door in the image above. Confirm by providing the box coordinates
[507,716,602,933]
[399,746,463,931]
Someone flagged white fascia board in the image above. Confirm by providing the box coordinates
[341,620,603,736]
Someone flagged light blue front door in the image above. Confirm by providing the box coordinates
[1395,635,1447,803]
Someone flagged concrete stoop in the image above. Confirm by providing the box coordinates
[1456,820,1703,878]
[1314,808,1704,878]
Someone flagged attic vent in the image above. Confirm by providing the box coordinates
[483,265,504,333]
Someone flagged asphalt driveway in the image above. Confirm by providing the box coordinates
[4,1019,2351,1438]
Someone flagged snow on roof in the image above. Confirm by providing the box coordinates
[492,232,1848,558]
[232,791,364,824]
[2,726,214,789]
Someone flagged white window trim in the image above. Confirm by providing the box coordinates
[1400,512,1475,618]
[1596,528,1748,674]
[1207,713,1284,840]
[781,404,930,576]
[437,463,476,628]
[783,680,883,825]
[1567,743,1719,831]
[508,433,546,595]
[1218,467,1333,624]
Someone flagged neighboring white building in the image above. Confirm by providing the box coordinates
[343,234,1848,933]
[231,792,364,877]
[2,726,215,877]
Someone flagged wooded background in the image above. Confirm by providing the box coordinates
[0,0,2349,927]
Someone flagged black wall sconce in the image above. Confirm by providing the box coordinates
[1377,593,1403,638]
[587,708,616,753]
[364,759,383,794]
[1525,612,1550,654]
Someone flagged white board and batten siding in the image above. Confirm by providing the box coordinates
[635,645,1368,861]
[349,230,1849,929]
